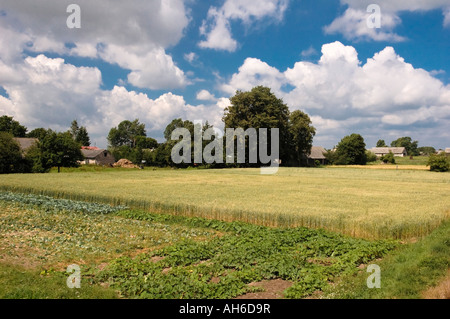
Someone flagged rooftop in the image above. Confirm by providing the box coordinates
[308,146,327,160]
[13,138,38,151]
[81,148,108,159]
[371,147,407,154]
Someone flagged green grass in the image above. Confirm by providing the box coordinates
[366,155,430,167]
[394,156,430,166]
[0,167,449,239]
[0,263,118,299]
[321,220,450,299]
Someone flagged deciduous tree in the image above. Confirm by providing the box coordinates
[223,86,290,165]
[334,134,367,165]
[70,120,91,147]
[288,110,316,166]
[391,137,419,156]
[108,119,146,148]
[0,132,23,174]
[0,115,27,137]
[376,139,387,147]
[38,131,84,173]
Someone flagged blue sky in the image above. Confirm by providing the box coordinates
[0,0,449,150]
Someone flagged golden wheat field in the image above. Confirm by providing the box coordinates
[0,167,449,239]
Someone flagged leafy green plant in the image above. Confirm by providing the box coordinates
[95,215,398,299]
[366,151,378,163]
[381,151,396,164]
[0,191,128,214]
[2,191,443,300]
[427,154,450,172]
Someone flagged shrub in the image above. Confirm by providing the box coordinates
[427,154,450,172]
[366,151,378,163]
[381,151,396,164]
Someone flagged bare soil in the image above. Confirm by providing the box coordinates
[235,279,293,299]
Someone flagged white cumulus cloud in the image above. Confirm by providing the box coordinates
[0,54,227,147]
[0,0,190,90]
[196,90,217,101]
[199,0,289,52]
[326,0,450,41]
[444,7,450,27]
[221,58,286,95]
[0,54,102,130]
[220,41,450,148]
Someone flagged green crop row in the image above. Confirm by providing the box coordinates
[0,191,128,215]
[95,210,399,299]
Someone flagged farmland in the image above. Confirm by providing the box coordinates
[0,166,449,300]
[0,167,449,239]
[0,192,398,299]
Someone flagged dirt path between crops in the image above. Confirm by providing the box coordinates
[235,279,293,299]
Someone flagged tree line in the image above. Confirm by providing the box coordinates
[0,117,88,173]
[107,86,316,168]
[1,86,448,173]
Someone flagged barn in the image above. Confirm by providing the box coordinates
[370,147,408,158]
[306,146,327,165]
[80,147,115,166]
[13,138,38,154]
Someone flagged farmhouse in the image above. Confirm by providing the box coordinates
[80,147,115,166]
[446,148,450,157]
[13,137,38,154]
[306,146,327,165]
[370,147,408,158]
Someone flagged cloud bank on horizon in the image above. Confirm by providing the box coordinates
[0,0,449,149]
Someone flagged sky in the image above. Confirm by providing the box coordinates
[0,0,449,150]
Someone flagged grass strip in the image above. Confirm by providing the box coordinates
[321,220,450,299]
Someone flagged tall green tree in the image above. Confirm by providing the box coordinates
[223,86,291,164]
[38,131,84,173]
[334,134,367,165]
[376,139,387,147]
[108,119,146,148]
[0,115,27,137]
[391,137,419,156]
[27,128,51,141]
[162,118,198,167]
[164,118,195,142]
[417,146,436,156]
[147,142,174,167]
[0,132,23,174]
[288,110,316,165]
[136,136,158,149]
[70,120,91,146]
